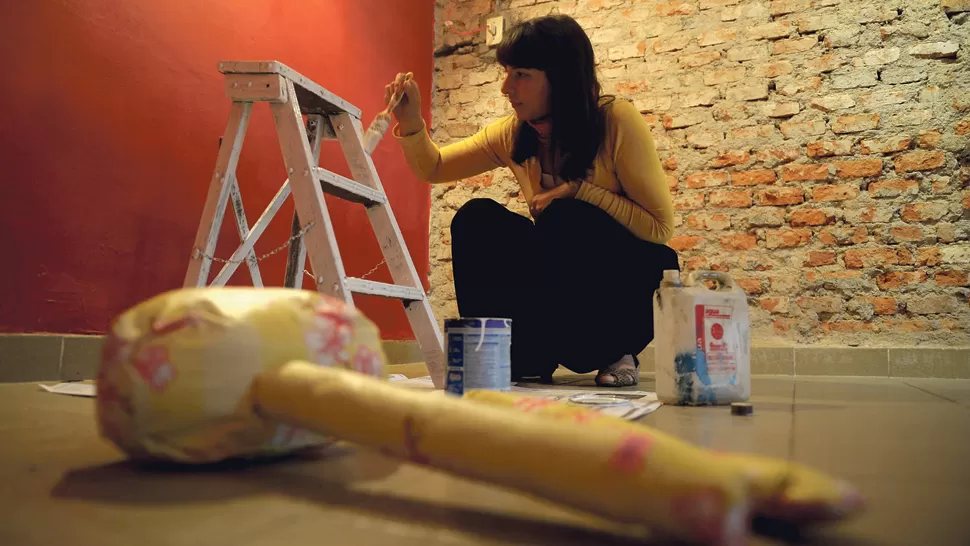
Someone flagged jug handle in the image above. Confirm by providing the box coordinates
[684,270,735,290]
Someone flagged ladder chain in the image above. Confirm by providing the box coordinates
[196,220,316,264]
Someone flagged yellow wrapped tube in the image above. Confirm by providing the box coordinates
[253,361,752,546]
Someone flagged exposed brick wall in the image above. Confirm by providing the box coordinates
[428,0,969,347]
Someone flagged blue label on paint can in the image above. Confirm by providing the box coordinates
[444,317,512,396]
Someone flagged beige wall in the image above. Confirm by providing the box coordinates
[425,0,970,348]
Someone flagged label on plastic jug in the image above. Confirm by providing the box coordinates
[695,304,739,386]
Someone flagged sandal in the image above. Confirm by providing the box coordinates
[595,355,639,388]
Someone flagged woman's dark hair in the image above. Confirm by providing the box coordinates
[496,14,612,181]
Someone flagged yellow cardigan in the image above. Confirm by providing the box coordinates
[394,98,674,244]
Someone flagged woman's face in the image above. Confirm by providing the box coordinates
[501,66,551,122]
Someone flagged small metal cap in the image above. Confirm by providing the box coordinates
[731,402,753,416]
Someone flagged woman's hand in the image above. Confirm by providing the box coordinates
[385,72,423,135]
[529,181,581,217]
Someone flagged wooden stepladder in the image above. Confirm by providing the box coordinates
[184,60,446,387]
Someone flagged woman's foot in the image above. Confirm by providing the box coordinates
[595,354,638,387]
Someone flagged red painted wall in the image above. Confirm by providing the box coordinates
[0,0,434,340]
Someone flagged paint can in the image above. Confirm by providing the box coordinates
[444,317,512,395]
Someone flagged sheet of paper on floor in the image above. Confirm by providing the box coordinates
[389,376,662,420]
[39,383,96,397]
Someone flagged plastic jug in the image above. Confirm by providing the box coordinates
[653,270,751,406]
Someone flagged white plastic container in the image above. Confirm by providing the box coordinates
[653,270,751,406]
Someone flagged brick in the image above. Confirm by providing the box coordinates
[687,213,732,230]
[804,53,844,73]
[845,206,893,224]
[748,20,793,40]
[727,44,769,62]
[868,179,919,198]
[667,173,679,191]
[862,47,901,66]
[752,60,794,78]
[810,94,855,112]
[891,109,933,127]
[857,90,911,109]
[710,189,754,208]
[760,297,790,314]
[807,140,854,157]
[860,136,911,154]
[746,207,787,226]
[804,250,837,266]
[936,270,969,287]
[890,225,924,243]
[669,235,704,251]
[657,1,696,15]
[755,146,801,166]
[790,208,836,226]
[917,130,943,149]
[856,6,899,23]
[764,102,800,118]
[686,130,724,149]
[832,113,880,134]
[880,67,927,85]
[900,202,949,222]
[608,44,645,60]
[830,70,878,89]
[732,169,776,186]
[845,248,905,269]
[780,119,826,138]
[726,82,769,102]
[773,318,796,334]
[813,184,860,202]
[673,193,706,210]
[796,296,843,313]
[781,163,830,181]
[686,171,730,188]
[653,32,692,53]
[772,37,817,55]
[834,159,883,178]
[681,89,720,107]
[736,278,765,294]
[777,76,822,96]
[918,247,942,267]
[864,297,898,315]
[615,79,650,95]
[906,296,958,315]
[942,0,970,14]
[823,321,876,334]
[700,0,741,8]
[756,187,804,206]
[894,151,945,173]
[711,150,751,167]
[730,125,779,141]
[679,50,722,68]
[771,0,811,16]
[798,14,839,33]
[720,233,759,250]
[663,109,712,129]
[634,95,673,112]
[698,28,738,46]
[908,42,960,59]
[704,66,746,85]
[767,228,813,249]
[955,118,970,136]
[820,226,868,246]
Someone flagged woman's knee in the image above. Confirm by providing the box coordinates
[451,198,505,231]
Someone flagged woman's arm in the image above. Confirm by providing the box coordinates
[394,117,513,183]
[574,100,675,244]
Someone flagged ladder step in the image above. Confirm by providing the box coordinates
[218,60,362,118]
[345,278,425,301]
[314,168,386,206]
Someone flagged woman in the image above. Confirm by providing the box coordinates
[386,14,678,387]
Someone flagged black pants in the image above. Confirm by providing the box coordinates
[450,198,679,379]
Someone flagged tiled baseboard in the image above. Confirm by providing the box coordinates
[1,334,968,382]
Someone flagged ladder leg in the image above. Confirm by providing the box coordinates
[331,113,446,387]
[184,101,253,288]
[228,176,264,287]
[270,82,352,304]
[284,115,325,289]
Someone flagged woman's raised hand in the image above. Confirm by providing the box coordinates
[384,72,423,134]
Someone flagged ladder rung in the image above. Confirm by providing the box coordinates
[314,168,386,206]
[218,60,362,118]
[345,278,425,301]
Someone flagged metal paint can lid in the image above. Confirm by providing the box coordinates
[731,402,753,416]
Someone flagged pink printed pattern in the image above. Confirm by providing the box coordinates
[672,488,730,544]
[133,345,176,392]
[305,302,354,366]
[609,434,655,474]
[353,345,383,376]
